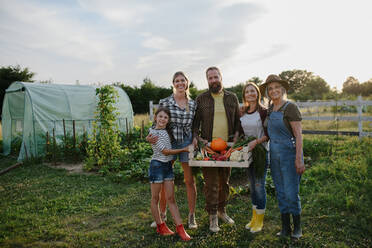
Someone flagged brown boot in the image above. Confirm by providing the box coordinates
[156,222,174,236]
[188,213,198,229]
[176,224,191,241]
[209,214,220,232]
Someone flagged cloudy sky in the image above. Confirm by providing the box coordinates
[1,0,371,90]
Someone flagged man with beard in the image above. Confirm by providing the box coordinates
[192,66,240,232]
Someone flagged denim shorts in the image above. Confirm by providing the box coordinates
[172,134,192,163]
[148,160,174,183]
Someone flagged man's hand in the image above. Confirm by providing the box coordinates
[192,137,198,148]
[192,137,208,148]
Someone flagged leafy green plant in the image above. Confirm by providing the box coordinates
[85,86,122,173]
[303,136,332,162]
[234,136,267,178]
[10,135,22,155]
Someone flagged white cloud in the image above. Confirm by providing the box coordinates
[0,0,115,82]
[1,0,371,89]
[141,35,171,50]
[77,0,153,27]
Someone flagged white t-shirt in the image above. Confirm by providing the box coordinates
[240,111,268,150]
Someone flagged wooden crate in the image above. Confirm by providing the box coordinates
[188,142,252,168]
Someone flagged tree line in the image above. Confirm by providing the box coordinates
[1,65,371,116]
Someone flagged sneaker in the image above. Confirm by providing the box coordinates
[156,222,174,236]
[209,214,220,232]
[188,213,198,229]
[151,212,167,228]
[217,211,235,225]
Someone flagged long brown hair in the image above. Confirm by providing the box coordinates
[242,82,265,113]
[154,107,175,142]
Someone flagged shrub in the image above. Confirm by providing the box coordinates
[303,136,332,161]
[85,86,122,173]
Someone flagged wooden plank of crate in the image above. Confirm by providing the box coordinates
[188,142,252,168]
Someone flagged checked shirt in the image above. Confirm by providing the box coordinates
[159,95,196,143]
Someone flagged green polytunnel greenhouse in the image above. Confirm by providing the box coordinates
[1,82,134,161]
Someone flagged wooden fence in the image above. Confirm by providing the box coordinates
[149,96,372,138]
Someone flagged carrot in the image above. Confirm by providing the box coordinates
[205,146,217,154]
[224,147,234,158]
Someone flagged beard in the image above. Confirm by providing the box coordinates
[209,81,222,93]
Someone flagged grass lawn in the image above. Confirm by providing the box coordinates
[0,136,371,247]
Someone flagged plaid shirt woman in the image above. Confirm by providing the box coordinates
[148,71,198,230]
[159,95,196,143]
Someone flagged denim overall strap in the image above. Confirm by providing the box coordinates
[268,101,293,141]
[268,101,301,215]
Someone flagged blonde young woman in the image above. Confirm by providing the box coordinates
[147,71,197,229]
[260,74,305,239]
[239,82,269,233]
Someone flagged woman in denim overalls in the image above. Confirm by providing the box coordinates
[261,74,306,239]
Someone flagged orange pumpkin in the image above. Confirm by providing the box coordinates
[210,138,228,152]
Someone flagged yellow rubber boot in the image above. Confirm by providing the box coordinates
[250,208,265,233]
[245,206,257,230]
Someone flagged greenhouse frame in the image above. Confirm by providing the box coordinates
[1,82,133,161]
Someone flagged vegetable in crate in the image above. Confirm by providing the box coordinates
[210,138,227,152]
[229,150,243,161]
[234,136,266,178]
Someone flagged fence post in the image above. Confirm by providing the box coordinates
[63,119,66,156]
[46,131,49,158]
[125,118,129,138]
[141,120,144,139]
[357,95,363,139]
[53,128,56,165]
[73,120,76,161]
[149,101,154,121]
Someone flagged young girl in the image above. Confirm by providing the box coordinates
[148,107,191,241]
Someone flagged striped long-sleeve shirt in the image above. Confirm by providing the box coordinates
[149,128,173,162]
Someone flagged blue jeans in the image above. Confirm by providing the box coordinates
[172,134,192,162]
[269,139,301,215]
[247,159,268,210]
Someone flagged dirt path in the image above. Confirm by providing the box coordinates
[44,162,93,175]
